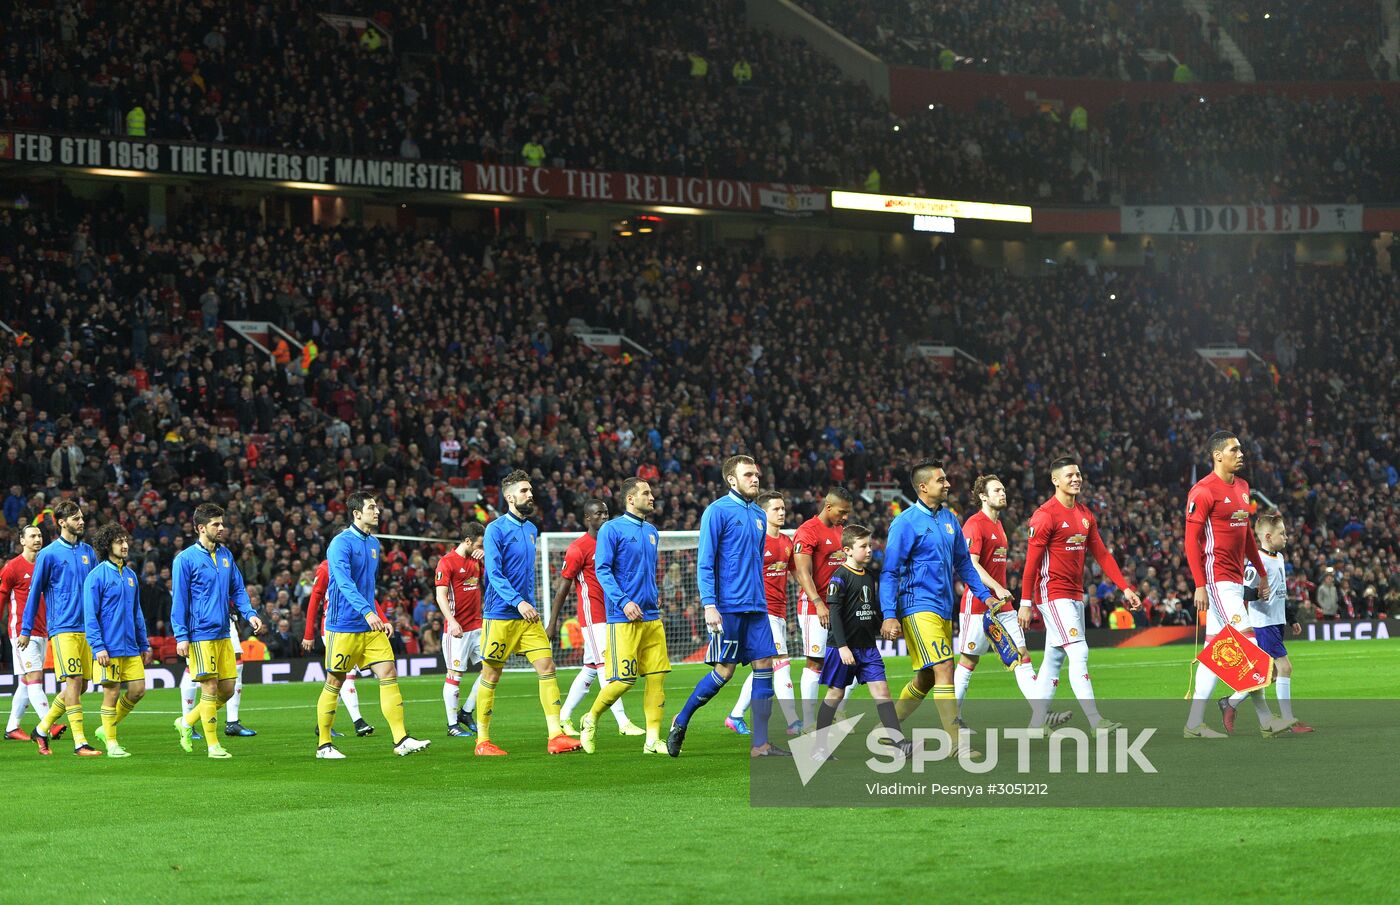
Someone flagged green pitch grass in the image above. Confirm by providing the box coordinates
[4,641,1397,903]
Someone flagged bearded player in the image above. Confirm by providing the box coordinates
[726,491,800,735]
[955,475,1070,731]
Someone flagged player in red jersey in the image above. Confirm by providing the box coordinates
[792,487,854,728]
[302,559,375,737]
[726,491,801,735]
[3,525,63,741]
[436,523,486,737]
[1020,456,1141,735]
[954,475,1071,732]
[547,500,642,738]
[1182,430,1272,738]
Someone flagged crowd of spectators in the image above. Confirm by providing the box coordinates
[0,0,1100,202]
[1216,0,1386,82]
[0,196,1394,659]
[1106,92,1400,204]
[6,1,1400,206]
[798,0,1232,80]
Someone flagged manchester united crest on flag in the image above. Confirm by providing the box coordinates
[1197,624,1274,692]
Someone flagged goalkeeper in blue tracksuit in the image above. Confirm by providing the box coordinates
[667,455,789,758]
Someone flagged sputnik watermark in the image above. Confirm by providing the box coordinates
[790,715,1157,786]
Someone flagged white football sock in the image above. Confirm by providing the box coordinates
[773,660,798,725]
[1013,662,1038,701]
[340,675,364,722]
[800,666,822,726]
[561,667,596,722]
[953,662,974,716]
[1248,689,1273,724]
[609,696,632,727]
[1187,662,1218,727]
[1030,644,1065,726]
[6,681,29,731]
[443,675,461,725]
[226,667,243,721]
[1276,677,1293,721]
[1063,642,1101,724]
[464,675,482,712]
[730,672,754,720]
[25,681,48,719]
[180,671,197,719]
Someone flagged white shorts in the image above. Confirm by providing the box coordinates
[443,628,483,673]
[1204,581,1250,638]
[958,608,1026,657]
[767,614,789,658]
[1038,599,1086,649]
[580,621,607,668]
[799,613,828,659]
[12,636,45,675]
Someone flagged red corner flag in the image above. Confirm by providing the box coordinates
[1197,624,1274,693]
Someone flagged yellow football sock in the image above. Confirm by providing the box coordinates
[67,704,88,746]
[932,683,957,733]
[643,675,666,743]
[184,696,203,726]
[198,693,219,746]
[317,682,340,747]
[378,677,408,743]
[37,699,67,735]
[476,678,497,742]
[895,681,928,721]
[101,705,119,743]
[115,694,137,725]
[538,671,563,737]
[589,678,632,719]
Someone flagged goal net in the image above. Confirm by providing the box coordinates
[384,529,801,672]
[539,530,801,673]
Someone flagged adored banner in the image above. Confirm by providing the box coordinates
[1121,204,1363,235]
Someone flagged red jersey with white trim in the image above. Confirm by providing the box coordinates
[762,532,795,618]
[793,516,845,616]
[434,549,483,631]
[960,510,1008,615]
[2,555,43,637]
[1184,472,1262,588]
[1021,496,1130,605]
[561,533,606,626]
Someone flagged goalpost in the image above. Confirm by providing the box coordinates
[385,529,803,672]
[539,530,802,674]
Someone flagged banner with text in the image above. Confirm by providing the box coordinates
[0,131,806,214]
[1121,204,1363,235]
[463,162,772,212]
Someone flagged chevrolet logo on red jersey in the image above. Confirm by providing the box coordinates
[1066,534,1088,545]
[1230,509,1250,521]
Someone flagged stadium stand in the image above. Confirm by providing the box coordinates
[1106,92,1400,204]
[1215,0,1385,82]
[5,1,1399,205]
[1,203,1394,647]
[796,0,1231,79]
